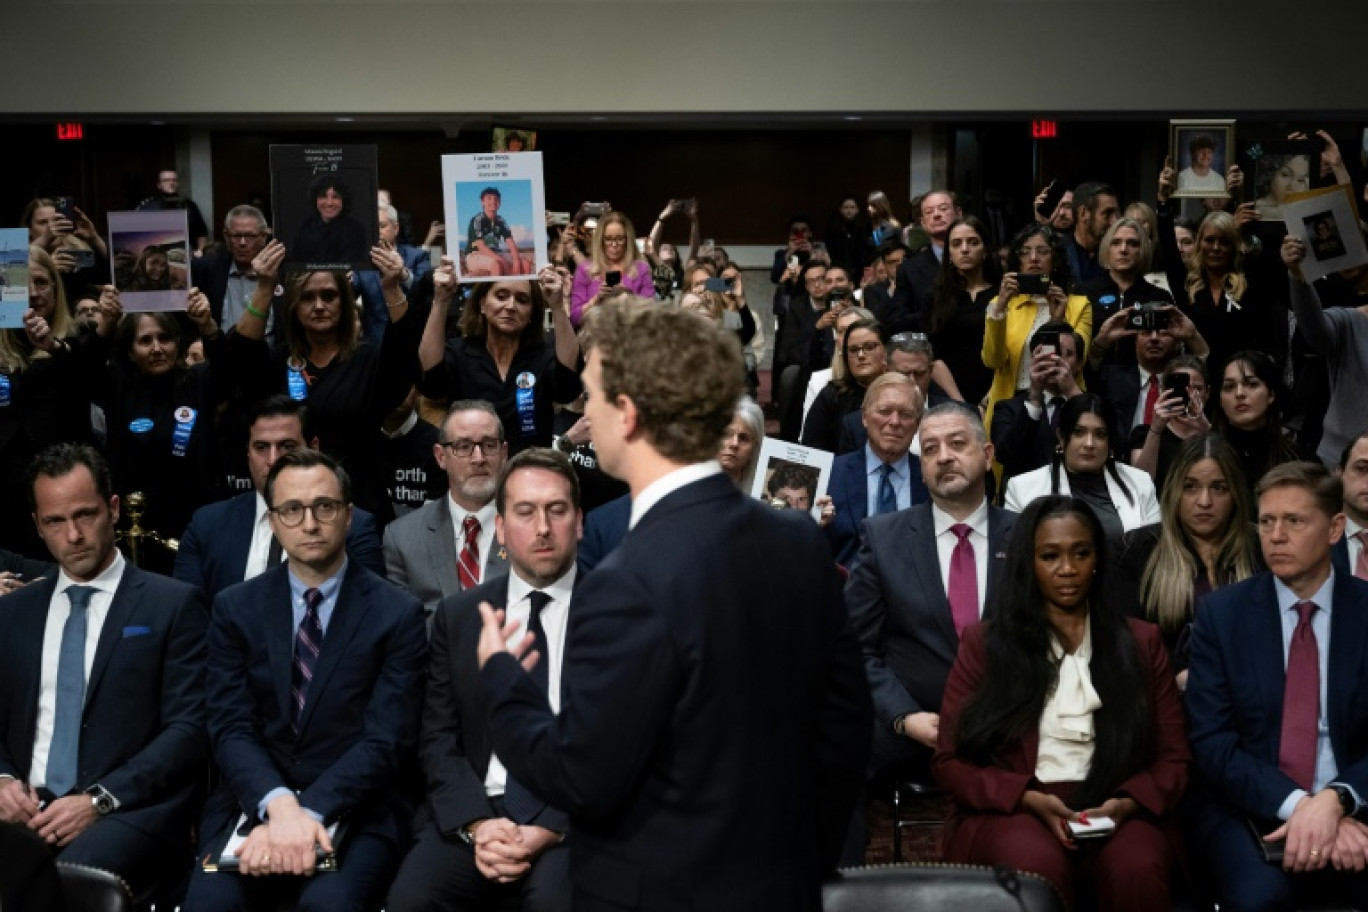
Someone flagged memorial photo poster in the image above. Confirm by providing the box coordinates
[0,227,29,329]
[1282,185,1368,283]
[492,127,537,152]
[1170,120,1234,199]
[270,144,379,272]
[442,152,548,283]
[107,210,190,312]
[750,438,834,521]
[1242,137,1321,223]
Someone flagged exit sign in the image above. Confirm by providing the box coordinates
[56,123,84,141]
[1031,120,1058,139]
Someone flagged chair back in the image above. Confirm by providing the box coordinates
[57,863,132,912]
[823,863,1065,912]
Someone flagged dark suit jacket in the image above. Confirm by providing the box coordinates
[989,391,1060,487]
[189,251,287,340]
[200,561,427,849]
[577,494,630,576]
[173,491,385,604]
[1186,571,1368,823]
[825,450,929,568]
[423,575,568,837]
[1332,537,1350,577]
[890,247,939,328]
[1095,362,1146,443]
[934,619,1189,855]
[0,565,208,842]
[846,501,1015,731]
[480,474,871,911]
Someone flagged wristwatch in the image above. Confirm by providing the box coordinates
[892,714,910,737]
[85,784,119,816]
[1328,783,1358,818]
[554,435,577,455]
[457,818,488,846]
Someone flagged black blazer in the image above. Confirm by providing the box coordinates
[423,575,569,836]
[989,391,1059,487]
[0,566,208,840]
[845,501,1016,729]
[200,560,427,849]
[1095,362,1146,444]
[890,247,940,326]
[479,474,871,911]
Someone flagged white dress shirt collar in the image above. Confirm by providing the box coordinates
[629,461,723,530]
[55,548,126,600]
[931,499,989,539]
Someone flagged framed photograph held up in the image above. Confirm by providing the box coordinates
[749,438,834,521]
[1170,120,1234,199]
[270,144,379,272]
[442,152,548,283]
[107,210,190,312]
[1281,185,1367,283]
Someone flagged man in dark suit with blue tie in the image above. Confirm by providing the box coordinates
[475,299,871,911]
[846,403,1016,786]
[0,444,207,895]
[824,373,930,567]
[182,449,427,912]
[174,396,384,604]
[387,448,581,912]
[1187,461,1368,910]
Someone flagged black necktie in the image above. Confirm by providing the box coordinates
[502,591,553,823]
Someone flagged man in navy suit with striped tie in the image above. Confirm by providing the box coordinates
[183,449,426,912]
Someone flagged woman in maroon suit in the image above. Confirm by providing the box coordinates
[933,494,1190,910]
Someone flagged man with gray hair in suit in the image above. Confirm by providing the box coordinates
[384,401,510,616]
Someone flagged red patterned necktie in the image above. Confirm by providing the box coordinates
[1278,600,1320,791]
[1142,374,1160,426]
[458,514,482,589]
[291,587,324,733]
[948,524,979,638]
[1355,531,1368,581]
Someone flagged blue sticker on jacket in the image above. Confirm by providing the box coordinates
[129,418,154,434]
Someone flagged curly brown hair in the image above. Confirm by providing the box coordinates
[588,296,744,464]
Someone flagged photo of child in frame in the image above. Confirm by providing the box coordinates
[1245,139,1320,222]
[763,459,820,512]
[1305,212,1348,261]
[1176,131,1227,195]
[457,181,534,278]
[493,128,537,152]
[290,173,370,267]
[111,230,188,293]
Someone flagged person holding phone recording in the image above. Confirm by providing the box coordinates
[933,494,1190,911]
[569,212,653,327]
[982,224,1093,443]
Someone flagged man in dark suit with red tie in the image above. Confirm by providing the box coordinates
[1187,461,1368,910]
[475,299,871,911]
[387,448,581,912]
[183,449,427,912]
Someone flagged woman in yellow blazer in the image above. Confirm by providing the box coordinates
[982,224,1092,436]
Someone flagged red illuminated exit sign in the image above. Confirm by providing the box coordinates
[56,123,84,141]
[1031,120,1058,140]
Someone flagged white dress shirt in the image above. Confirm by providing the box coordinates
[484,567,576,796]
[1036,620,1102,783]
[31,551,127,789]
[629,461,723,530]
[243,492,280,580]
[447,496,498,583]
[931,500,990,618]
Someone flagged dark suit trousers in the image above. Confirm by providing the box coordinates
[60,814,185,896]
[1192,804,1368,912]
[182,829,402,912]
[945,782,1174,912]
[0,822,65,912]
[387,802,570,912]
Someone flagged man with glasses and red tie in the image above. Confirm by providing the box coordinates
[183,448,427,912]
[384,401,511,618]
[1187,461,1368,910]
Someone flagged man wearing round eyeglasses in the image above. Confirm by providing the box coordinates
[384,401,511,617]
[184,447,426,910]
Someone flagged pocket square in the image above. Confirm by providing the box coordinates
[122,625,152,638]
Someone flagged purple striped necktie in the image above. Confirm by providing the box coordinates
[291,587,324,732]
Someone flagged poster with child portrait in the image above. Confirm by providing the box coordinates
[442,152,548,283]
[1281,185,1368,283]
[270,144,379,273]
[107,210,190,312]
[0,228,29,329]
[492,128,537,152]
[1241,138,1321,223]
[750,438,834,521]
[1170,120,1234,199]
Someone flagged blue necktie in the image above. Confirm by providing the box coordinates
[291,588,324,733]
[502,591,552,824]
[876,463,898,515]
[47,585,96,796]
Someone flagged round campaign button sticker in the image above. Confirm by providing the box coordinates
[129,418,154,434]
[515,372,536,390]
[1099,295,1117,305]
[174,406,197,424]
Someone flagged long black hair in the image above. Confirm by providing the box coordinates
[928,216,1002,334]
[1049,393,1135,505]
[1005,223,1071,293]
[953,495,1152,809]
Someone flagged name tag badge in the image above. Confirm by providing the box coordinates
[514,372,537,435]
[129,417,154,434]
[171,406,197,458]
[0,373,10,407]
[287,357,308,401]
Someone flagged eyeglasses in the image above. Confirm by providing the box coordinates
[270,498,348,527]
[1018,246,1052,259]
[847,342,884,358]
[439,437,503,458]
[602,235,628,245]
[226,232,264,242]
[299,289,341,304]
